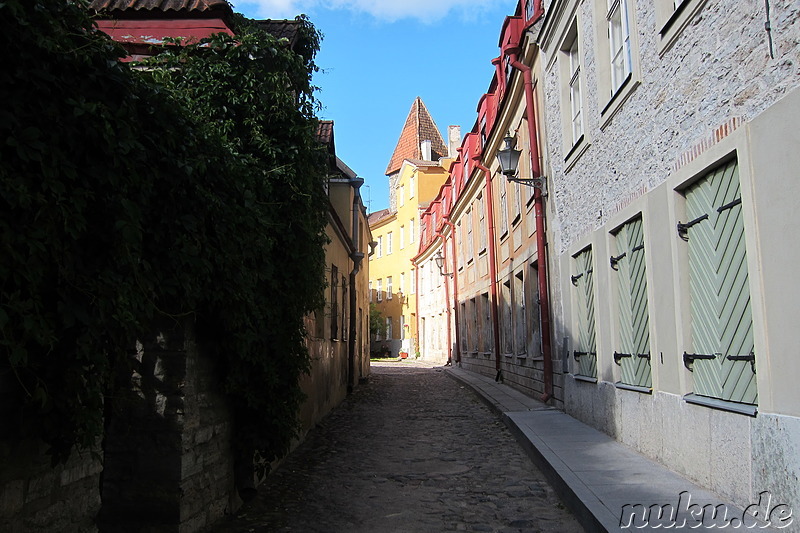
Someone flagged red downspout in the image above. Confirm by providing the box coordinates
[434,232,453,365]
[473,158,503,380]
[508,49,554,403]
[442,219,461,364]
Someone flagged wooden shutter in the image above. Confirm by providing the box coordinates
[684,159,757,404]
[613,218,652,387]
[573,248,597,377]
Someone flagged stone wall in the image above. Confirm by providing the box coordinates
[98,318,237,533]
[0,439,102,533]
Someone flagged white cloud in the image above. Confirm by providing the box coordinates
[235,0,508,23]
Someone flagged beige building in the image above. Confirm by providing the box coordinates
[301,120,372,427]
[368,97,453,358]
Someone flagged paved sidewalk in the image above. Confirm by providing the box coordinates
[445,367,774,532]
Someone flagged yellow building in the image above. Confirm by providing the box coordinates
[368,97,455,357]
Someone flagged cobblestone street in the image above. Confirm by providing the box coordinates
[206,361,583,533]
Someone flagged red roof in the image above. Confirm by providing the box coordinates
[384,97,448,176]
[95,18,233,48]
[89,0,231,14]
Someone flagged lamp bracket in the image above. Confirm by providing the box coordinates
[507,176,547,196]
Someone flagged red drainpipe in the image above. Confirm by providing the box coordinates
[473,158,503,381]
[441,219,461,364]
[507,49,554,403]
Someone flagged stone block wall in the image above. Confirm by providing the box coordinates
[0,439,102,533]
[99,318,237,533]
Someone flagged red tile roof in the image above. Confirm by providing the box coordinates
[385,97,448,176]
[368,209,391,225]
[88,0,231,14]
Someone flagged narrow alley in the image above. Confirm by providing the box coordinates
[206,361,584,533]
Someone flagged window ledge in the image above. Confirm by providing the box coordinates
[658,0,709,57]
[683,393,758,417]
[573,374,598,384]
[615,382,652,394]
[504,352,514,358]
[564,135,590,173]
[600,75,640,130]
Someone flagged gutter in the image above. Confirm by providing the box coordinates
[348,176,365,393]
[506,47,554,403]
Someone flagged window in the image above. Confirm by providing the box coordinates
[400,272,405,294]
[409,218,415,243]
[656,0,707,54]
[410,269,416,293]
[387,276,393,300]
[399,185,405,207]
[387,232,393,255]
[594,0,640,124]
[385,317,393,340]
[466,208,474,262]
[369,280,373,302]
[479,115,487,148]
[478,195,487,251]
[513,271,526,356]
[481,293,492,352]
[409,176,415,198]
[525,0,536,19]
[342,275,348,340]
[456,222,464,268]
[567,37,583,145]
[460,302,468,351]
[607,0,632,93]
[499,183,509,236]
[558,19,588,167]
[400,315,405,340]
[400,225,405,249]
[572,248,597,378]
[612,217,652,388]
[377,235,383,257]
[330,265,339,340]
[377,278,383,302]
[682,159,756,405]
[501,280,512,354]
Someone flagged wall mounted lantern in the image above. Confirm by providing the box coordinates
[434,250,454,278]
[495,135,547,195]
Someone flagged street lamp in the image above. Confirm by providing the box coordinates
[434,250,453,278]
[495,135,547,195]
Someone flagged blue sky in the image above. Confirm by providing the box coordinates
[234,0,517,213]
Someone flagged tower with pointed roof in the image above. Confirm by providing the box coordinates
[368,97,457,360]
[385,97,450,213]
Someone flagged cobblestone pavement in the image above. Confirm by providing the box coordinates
[206,361,584,533]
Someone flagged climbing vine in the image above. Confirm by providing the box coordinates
[0,0,328,467]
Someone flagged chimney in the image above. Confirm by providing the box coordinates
[448,125,462,158]
[421,140,432,161]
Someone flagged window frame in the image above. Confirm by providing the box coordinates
[594,0,641,129]
[558,19,590,170]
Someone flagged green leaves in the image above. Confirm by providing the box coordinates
[2,1,327,466]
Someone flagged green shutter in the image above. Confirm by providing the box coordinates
[573,248,597,378]
[614,218,652,387]
[685,159,757,404]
